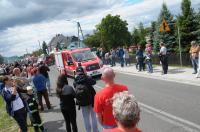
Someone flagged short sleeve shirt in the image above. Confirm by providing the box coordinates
[102,128,142,132]
[94,84,128,126]
[160,46,167,55]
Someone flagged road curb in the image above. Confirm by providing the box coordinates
[114,70,200,86]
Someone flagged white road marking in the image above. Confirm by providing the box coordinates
[94,85,200,132]
[140,103,200,132]
[141,108,198,132]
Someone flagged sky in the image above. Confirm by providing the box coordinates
[0,0,199,57]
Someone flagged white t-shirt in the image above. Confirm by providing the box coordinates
[5,86,24,111]
[160,46,167,55]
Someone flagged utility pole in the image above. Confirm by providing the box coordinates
[78,22,84,40]
[26,48,28,57]
[77,22,80,47]
[66,20,84,48]
[177,25,183,67]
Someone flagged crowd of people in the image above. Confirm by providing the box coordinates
[96,40,200,76]
[0,61,52,132]
[96,41,168,75]
[1,40,200,132]
[0,59,142,132]
[55,65,142,132]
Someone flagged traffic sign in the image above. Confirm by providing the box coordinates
[160,19,170,32]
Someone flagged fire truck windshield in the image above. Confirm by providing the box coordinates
[72,50,96,62]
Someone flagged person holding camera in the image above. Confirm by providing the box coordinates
[2,76,28,132]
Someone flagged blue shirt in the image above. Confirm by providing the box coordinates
[32,74,47,92]
[136,49,143,58]
[118,48,124,58]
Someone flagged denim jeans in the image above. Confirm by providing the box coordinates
[125,58,131,66]
[46,78,51,94]
[111,57,116,66]
[146,60,153,73]
[82,105,98,132]
[191,58,198,73]
[120,57,124,67]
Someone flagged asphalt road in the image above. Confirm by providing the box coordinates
[42,66,200,132]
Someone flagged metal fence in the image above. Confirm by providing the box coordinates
[129,53,192,67]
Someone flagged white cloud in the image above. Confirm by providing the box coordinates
[0,0,199,56]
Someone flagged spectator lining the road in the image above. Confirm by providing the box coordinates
[94,67,128,129]
[26,86,46,132]
[123,47,131,66]
[145,41,153,73]
[159,42,168,75]
[196,50,200,78]
[73,65,98,132]
[2,76,28,132]
[56,74,78,132]
[103,91,142,132]
[118,47,125,67]
[136,45,144,72]
[32,68,51,111]
[189,41,200,74]
[39,61,52,96]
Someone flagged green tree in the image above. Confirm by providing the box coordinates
[138,22,146,46]
[195,9,200,43]
[0,54,4,64]
[132,22,150,48]
[96,14,131,50]
[153,3,176,53]
[83,32,101,47]
[132,28,140,44]
[42,41,48,54]
[149,21,156,44]
[177,0,198,52]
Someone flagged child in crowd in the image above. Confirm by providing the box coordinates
[26,86,46,132]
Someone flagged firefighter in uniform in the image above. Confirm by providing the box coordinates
[26,86,46,132]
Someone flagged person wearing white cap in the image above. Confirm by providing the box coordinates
[26,86,46,132]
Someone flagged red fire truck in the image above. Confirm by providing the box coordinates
[54,48,103,77]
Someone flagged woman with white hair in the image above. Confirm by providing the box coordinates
[103,91,142,132]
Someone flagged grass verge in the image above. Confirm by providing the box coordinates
[0,96,34,132]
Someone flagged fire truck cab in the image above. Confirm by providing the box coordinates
[54,48,103,77]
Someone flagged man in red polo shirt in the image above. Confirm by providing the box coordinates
[94,67,128,129]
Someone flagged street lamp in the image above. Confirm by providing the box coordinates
[66,20,84,47]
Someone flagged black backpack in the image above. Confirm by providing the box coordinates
[75,84,92,106]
